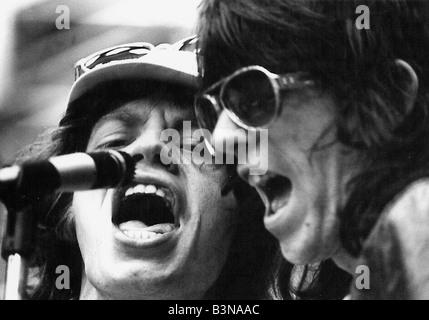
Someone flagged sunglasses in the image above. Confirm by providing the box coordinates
[74,43,154,80]
[74,36,198,80]
[194,66,317,132]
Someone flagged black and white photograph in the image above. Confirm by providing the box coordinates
[1,0,429,305]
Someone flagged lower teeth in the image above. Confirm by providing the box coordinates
[123,230,158,239]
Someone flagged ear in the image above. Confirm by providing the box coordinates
[394,59,419,113]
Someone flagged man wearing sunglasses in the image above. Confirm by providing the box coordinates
[195,0,429,299]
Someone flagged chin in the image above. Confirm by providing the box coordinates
[279,237,326,265]
[86,264,182,299]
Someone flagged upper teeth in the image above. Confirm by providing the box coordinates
[250,171,276,188]
[124,184,172,207]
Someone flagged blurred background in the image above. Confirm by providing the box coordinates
[0,0,201,299]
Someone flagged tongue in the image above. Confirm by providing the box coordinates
[119,220,148,231]
[118,220,175,235]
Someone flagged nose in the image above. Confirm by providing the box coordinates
[212,111,248,164]
[123,121,178,173]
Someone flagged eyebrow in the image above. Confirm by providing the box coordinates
[94,106,147,130]
[93,101,197,132]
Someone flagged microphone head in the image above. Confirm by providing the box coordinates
[0,150,138,203]
[90,150,137,189]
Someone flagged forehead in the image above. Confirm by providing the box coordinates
[92,95,196,131]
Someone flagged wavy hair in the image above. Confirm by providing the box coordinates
[197,0,429,297]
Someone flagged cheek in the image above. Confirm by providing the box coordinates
[186,168,238,243]
[187,167,236,212]
[267,116,338,179]
[72,189,112,256]
[274,96,337,151]
[194,186,237,274]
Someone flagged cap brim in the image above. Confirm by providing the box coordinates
[67,49,199,107]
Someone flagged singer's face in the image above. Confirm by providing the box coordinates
[72,95,238,299]
[211,85,363,266]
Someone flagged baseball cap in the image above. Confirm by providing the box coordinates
[66,36,199,111]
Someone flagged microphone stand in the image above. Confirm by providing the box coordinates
[0,150,137,299]
[1,194,36,300]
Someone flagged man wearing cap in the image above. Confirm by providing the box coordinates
[17,38,286,300]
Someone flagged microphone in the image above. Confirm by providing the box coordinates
[0,150,137,199]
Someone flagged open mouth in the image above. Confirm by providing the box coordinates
[254,171,292,215]
[112,182,177,240]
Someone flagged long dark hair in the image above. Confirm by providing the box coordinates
[19,79,291,299]
[197,0,429,298]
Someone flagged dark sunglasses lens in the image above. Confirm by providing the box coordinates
[85,47,151,69]
[195,96,220,132]
[222,70,276,127]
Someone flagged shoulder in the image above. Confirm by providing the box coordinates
[364,178,429,254]
[386,179,429,229]
[352,179,429,299]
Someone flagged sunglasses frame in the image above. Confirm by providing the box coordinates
[195,65,317,131]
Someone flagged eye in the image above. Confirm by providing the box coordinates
[180,136,204,151]
[95,137,132,150]
[88,120,135,151]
